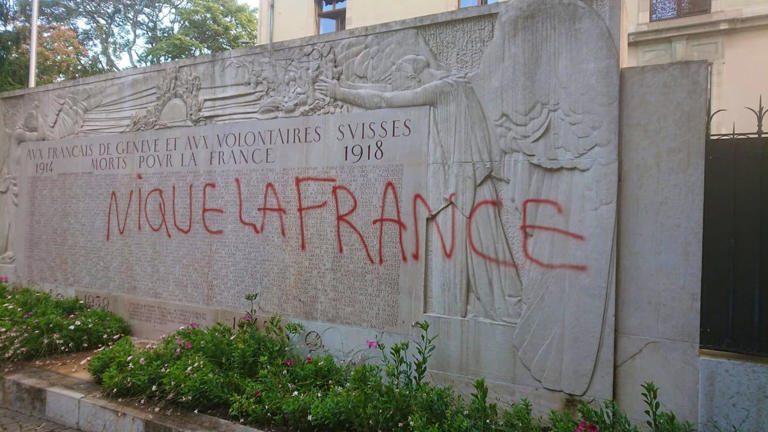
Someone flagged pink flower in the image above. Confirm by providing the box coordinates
[189,322,198,329]
[241,313,253,322]
[366,339,378,349]
[184,341,192,349]
[254,389,261,398]
[175,348,181,355]
[285,359,294,367]
[305,357,313,364]
[575,420,598,432]
[175,338,183,345]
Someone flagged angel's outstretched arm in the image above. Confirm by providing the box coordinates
[316,77,437,109]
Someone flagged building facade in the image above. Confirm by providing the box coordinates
[258,0,503,44]
[624,0,768,134]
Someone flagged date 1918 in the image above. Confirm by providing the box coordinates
[34,161,54,175]
[344,140,384,163]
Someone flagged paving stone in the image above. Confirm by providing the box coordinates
[0,406,80,432]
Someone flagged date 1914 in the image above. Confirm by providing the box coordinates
[34,161,54,175]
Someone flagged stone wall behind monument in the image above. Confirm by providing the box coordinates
[0,0,619,409]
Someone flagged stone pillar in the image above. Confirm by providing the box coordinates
[616,61,709,425]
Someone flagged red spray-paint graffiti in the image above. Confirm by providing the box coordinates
[106,177,588,271]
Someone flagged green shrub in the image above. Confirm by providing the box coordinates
[0,285,129,362]
[642,382,696,432]
[88,337,135,383]
[89,293,695,432]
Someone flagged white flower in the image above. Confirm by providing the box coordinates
[68,325,75,330]
[75,321,81,326]
[292,391,298,396]
[307,415,312,421]
[152,385,157,391]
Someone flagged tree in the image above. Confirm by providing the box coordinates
[0,0,258,91]
[0,0,11,26]
[142,0,258,64]
[45,0,131,71]
[0,22,99,91]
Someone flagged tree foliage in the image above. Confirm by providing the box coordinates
[0,22,99,91]
[143,0,258,64]
[0,0,258,92]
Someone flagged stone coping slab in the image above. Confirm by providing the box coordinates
[1,366,264,432]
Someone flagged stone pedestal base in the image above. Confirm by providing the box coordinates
[0,264,17,284]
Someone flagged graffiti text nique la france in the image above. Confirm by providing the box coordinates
[106,176,588,272]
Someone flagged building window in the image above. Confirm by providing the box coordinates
[650,0,710,22]
[459,0,497,8]
[318,0,346,34]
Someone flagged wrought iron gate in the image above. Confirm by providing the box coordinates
[701,97,768,356]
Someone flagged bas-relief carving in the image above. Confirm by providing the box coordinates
[0,0,617,399]
[1,105,48,264]
[209,44,344,120]
[417,15,496,75]
[317,53,523,323]
[0,84,110,263]
[477,0,618,396]
[129,66,204,131]
[310,0,617,397]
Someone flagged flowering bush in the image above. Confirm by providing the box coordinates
[88,295,694,432]
[0,285,129,362]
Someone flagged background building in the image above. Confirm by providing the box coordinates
[259,0,500,44]
[624,0,768,134]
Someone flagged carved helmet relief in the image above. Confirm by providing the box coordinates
[129,66,204,131]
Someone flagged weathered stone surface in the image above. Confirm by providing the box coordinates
[0,0,619,403]
[45,386,83,429]
[1,374,47,417]
[79,397,145,432]
[698,356,768,432]
[0,406,78,432]
[0,264,16,284]
[616,61,709,424]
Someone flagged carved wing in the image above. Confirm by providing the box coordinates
[473,0,619,396]
[334,30,439,86]
[46,86,106,139]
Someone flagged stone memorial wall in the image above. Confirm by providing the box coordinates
[0,0,619,407]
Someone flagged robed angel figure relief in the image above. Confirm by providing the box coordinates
[318,0,618,397]
[317,55,523,324]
